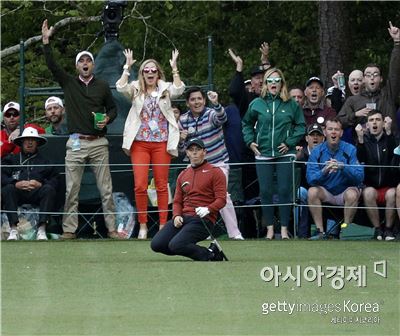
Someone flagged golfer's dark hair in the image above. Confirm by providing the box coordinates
[185,86,206,101]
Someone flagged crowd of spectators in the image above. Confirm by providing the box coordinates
[1,20,400,242]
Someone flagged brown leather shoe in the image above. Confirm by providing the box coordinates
[60,232,76,239]
[108,231,121,239]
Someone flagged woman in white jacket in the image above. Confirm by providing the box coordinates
[116,49,185,239]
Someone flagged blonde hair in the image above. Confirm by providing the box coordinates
[261,68,290,102]
[136,59,166,96]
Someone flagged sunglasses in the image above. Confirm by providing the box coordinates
[266,77,282,84]
[364,72,380,79]
[143,67,158,74]
[4,111,19,118]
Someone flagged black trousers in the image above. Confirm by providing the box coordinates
[151,215,213,261]
[1,184,56,227]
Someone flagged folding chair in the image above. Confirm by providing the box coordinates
[321,204,345,238]
[320,199,369,239]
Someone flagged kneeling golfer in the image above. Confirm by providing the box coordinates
[151,138,227,261]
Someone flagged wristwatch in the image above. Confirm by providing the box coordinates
[123,64,130,70]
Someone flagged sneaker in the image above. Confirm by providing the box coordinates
[384,228,395,241]
[7,229,19,241]
[60,232,76,239]
[208,242,224,261]
[138,228,148,239]
[232,233,244,240]
[265,228,275,240]
[309,229,326,240]
[36,227,48,241]
[281,227,290,240]
[108,231,121,239]
[374,228,384,241]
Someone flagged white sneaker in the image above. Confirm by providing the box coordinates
[233,233,245,240]
[36,227,48,241]
[7,229,19,241]
[138,228,148,239]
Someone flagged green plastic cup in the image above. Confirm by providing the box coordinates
[94,112,105,130]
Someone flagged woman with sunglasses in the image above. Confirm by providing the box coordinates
[116,49,185,239]
[242,68,306,239]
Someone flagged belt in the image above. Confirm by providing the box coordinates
[78,134,104,141]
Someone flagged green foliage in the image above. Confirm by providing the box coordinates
[1,0,400,123]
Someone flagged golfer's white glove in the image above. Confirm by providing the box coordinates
[195,207,210,218]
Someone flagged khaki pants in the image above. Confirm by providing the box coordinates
[62,137,115,233]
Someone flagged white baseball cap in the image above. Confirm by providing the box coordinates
[3,101,20,113]
[75,51,94,65]
[45,96,64,109]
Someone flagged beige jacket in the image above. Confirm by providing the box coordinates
[116,79,185,157]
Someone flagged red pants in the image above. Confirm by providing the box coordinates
[130,141,171,225]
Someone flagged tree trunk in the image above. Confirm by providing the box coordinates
[318,2,350,88]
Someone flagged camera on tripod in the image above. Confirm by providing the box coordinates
[101,0,128,40]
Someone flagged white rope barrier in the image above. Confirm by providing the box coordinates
[1,160,399,218]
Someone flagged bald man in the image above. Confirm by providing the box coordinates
[326,69,364,114]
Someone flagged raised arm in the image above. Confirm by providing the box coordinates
[387,21,400,103]
[169,49,183,88]
[227,48,248,114]
[259,42,270,66]
[207,91,227,127]
[41,19,68,83]
[388,21,400,42]
[115,48,137,99]
[41,19,54,45]
[228,48,243,73]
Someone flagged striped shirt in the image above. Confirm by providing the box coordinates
[178,106,229,164]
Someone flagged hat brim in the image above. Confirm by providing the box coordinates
[13,136,47,147]
[306,79,324,88]
[250,71,264,77]
[186,144,205,149]
[307,130,324,136]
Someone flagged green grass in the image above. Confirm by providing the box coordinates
[1,240,399,336]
